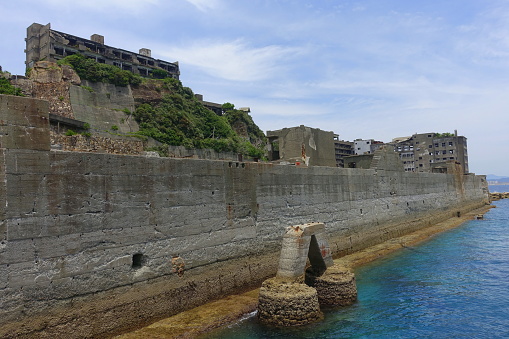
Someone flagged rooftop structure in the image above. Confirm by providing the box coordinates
[25,23,180,79]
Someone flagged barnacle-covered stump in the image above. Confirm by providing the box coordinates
[257,278,323,326]
[305,264,357,306]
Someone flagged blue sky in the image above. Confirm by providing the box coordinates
[1,0,508,176]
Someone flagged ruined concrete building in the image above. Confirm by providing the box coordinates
[267,125,336,167]
[26,23,180,79]
[333,135,354,168]
[391,131,469,174]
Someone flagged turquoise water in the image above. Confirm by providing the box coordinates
[204,199,509,338]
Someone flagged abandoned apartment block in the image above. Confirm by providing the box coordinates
[26,23,180,79]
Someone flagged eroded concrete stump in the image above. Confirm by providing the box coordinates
[257,278,323,326]
[305,264,357,306]
[257,223,357,326]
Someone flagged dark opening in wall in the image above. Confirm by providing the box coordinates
[132,253,144,269]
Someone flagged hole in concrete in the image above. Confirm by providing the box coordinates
[132,253,145,269]
[456,211,461,217]
[241,163,246,168]
[228,162,232,167]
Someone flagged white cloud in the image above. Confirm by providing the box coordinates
[160,39,300,82]
[44,0,160,12]
[183,0,220,12]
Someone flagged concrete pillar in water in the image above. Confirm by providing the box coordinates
[257,278,323,326]
[305,264,357,306]
[257,223,357,326]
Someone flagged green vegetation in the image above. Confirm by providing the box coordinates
[81,85,94,92]
[0,77,24,96]
[435,132,455,138]
[151,69,168,79]
[59,56,267,158]
[133,78,266,157]
[58,54,142,86]
[65,129,78,136]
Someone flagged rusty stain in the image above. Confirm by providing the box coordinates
[320,243,328,258]
[226,204,233,219]
[171,256,185,277]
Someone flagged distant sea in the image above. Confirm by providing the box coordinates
[489,184,509,193]
[203,199,509,338]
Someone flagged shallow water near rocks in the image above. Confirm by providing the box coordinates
[203,199,509,338]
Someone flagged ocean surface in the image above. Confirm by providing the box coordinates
[489,184,509,193]
[203,198,509,338]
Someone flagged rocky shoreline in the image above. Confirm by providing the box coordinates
[490,192,509,201]
[116,204,493,339]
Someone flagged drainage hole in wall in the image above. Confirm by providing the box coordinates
[132,253,145,269]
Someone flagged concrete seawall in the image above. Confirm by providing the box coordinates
[0,94,490,337]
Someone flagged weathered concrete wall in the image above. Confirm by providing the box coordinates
[70,80,139,134]
[267,125,336,167]
[0,94,489,337]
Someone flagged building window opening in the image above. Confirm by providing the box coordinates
[54,47,64,56]
[67,38,78,46]
[132,253,145,269]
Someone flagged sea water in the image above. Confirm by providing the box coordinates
[204,199,509,338]
[489,184,509,193]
